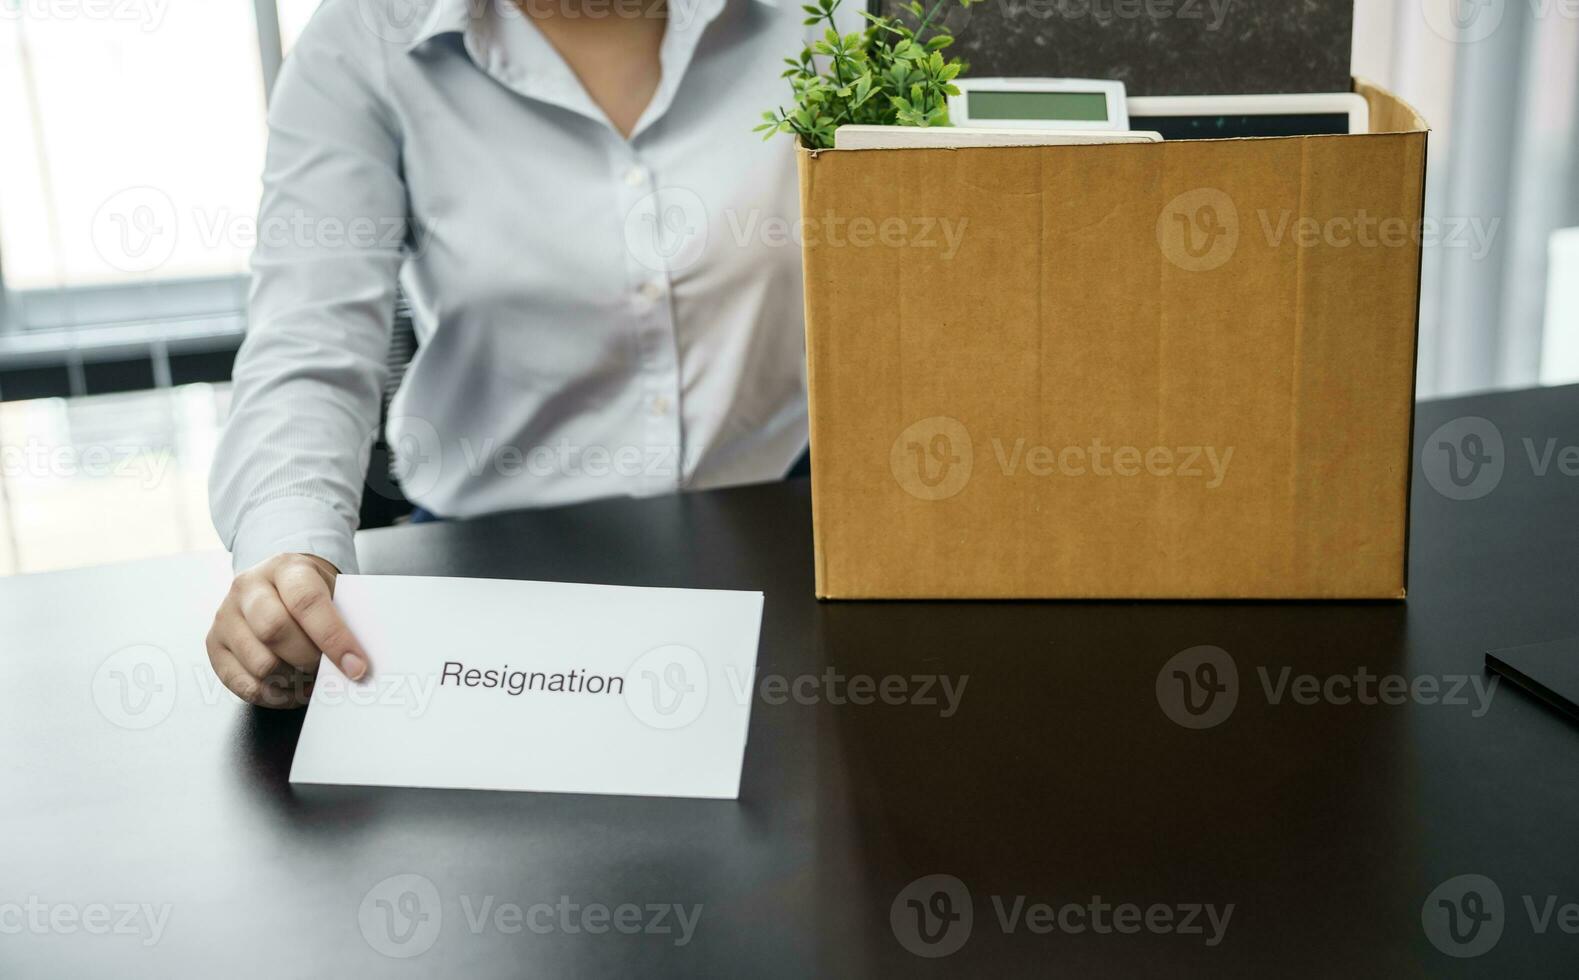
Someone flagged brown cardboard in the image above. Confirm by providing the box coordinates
[798,80,1428,600]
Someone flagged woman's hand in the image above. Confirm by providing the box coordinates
[205,553,368,708]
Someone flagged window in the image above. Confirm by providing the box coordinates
[277,0,324,54]
[0,2,295,340]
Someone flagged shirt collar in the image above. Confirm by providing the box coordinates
[403,0,777,53]
[403,0,480,52]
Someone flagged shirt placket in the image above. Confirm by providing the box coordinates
[462,1,728,498]
[614,148,685,497]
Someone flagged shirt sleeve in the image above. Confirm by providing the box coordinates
[209,5,406,574]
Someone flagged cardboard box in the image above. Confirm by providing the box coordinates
[798,80,1428,600]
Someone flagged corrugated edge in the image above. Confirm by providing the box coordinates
[797,143,832,599]
[1397,127,1431,603]
[1353,76,1431,133]
[815,588,1412,601]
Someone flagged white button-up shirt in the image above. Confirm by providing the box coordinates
[210,0,823,573]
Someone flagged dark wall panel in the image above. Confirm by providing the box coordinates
[875,0,1354,96]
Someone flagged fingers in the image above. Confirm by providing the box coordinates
[206,553,364,710]
[206,633,312,709]
[207,633,262,704]
[273,559,368,681]
[235,579,319,672]
[218,603,288,679]
[258,660,315,709]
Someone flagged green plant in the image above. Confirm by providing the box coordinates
[756,0,978,149]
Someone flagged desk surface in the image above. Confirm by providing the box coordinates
[4,385,1578,977]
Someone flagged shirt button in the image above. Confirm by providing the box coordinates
[650,395,671,416]
[638,279,666,302]
[624,166,647,187]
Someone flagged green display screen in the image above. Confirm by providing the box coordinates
[966,90,1110,122]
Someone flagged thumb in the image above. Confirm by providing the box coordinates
[274,556,369,681]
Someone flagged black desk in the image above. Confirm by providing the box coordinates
[4,384,1578,977]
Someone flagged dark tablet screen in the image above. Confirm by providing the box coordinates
[1131,113,1353,140]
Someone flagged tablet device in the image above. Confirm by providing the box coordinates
[950,78,1130,131]
[1126,93,1370,140]
[1486,637,1579,726]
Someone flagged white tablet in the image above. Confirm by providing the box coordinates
[949,78,1129,132]
[833,125,1161,150]
[1126,92,1370,140]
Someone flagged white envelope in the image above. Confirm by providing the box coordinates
[288,575,764,799]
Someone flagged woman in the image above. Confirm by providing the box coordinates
[206,0,824,706]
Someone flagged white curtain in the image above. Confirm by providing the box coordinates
[1354,0,1579,397]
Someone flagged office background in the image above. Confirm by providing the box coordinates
[0,0,1575,574]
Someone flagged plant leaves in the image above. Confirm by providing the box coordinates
[760,0,972,148]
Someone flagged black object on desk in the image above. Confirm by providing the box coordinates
[1487,637,1579,726]
[4,384,1579,977]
